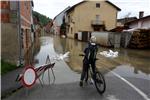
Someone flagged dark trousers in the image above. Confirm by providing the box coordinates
[80,62,96,81]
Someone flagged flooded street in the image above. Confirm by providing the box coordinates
[52,36,150,79]
[52,35,150,99]
[32,36,80,84]
[31,35,150,80]
[4,35,150,100]
[33,37,57,67]
[31,35,150,99]
[2,0,150,99]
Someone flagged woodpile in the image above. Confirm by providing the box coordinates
[128,29,150,49]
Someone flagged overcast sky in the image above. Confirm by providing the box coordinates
[33,0,150,19]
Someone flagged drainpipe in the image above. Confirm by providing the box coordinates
[30,1,34,43]
[17,1,23,67]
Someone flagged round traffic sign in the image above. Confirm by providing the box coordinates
[22,66,37,88]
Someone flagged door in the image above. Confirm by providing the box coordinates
[82,31,88,42]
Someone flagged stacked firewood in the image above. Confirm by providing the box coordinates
[147,29,150,48]
[129,29,150,49]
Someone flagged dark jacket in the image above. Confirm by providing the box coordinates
[83,42,98,64]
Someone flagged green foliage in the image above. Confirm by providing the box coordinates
[60,23,66,35]
[60,23,66,30]
[60,18,66,35]
[33,11,52,26]
[1,60,17,75]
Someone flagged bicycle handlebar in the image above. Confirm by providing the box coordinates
[79,54,99,60]
[79,54,85,56]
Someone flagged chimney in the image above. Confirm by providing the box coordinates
[139,11,144,19]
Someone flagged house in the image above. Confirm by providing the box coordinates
[125,14,150,29]
[117,17,137,27]
[121,12,150,49]
[52,6,70,35]
[20,1,34,52]
[1,1,34,66]
[44,20,53,34]
[33,15,42,37]
[109,17,137,33]
[65,0,121,39]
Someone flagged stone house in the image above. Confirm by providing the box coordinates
[65,0,121,39]
[1,1,34,65]
[52,6,70,36]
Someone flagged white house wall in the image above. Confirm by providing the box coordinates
[129,17,150,29]
[54,13,64,26]
[141,18,150,29]
[53,7,70,35]
[129,22,138,29]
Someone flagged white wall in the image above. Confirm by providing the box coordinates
[91,32,121,48]
[129,17,150,29]
[141,19,150,29]
[91,32,109,46]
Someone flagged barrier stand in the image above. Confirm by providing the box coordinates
[41,55,55,85]
[46,55,51,85]
[15,57,55,95]
[15,51,70,96]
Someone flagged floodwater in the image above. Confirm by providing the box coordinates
[29,36,150,80]
[52,36,150,80]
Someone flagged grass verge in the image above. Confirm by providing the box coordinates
[1,60,17,75]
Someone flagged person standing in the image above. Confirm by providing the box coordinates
[80,36,98,87]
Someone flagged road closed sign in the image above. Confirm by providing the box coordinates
[22,66,37,88]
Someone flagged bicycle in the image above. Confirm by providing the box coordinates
[79,54,106,94]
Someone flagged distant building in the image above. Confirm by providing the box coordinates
[44,20,53,33]
[121,12,150,49]
[33,15,42,37]
[52,6,70,35]
[125,15,150,29]
[109,17,137,33]
[20,1,34,53]
[65,1,121,39]
[1,1,34,65]
[117,17,137,27]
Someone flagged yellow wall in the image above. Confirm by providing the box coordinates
[67,10,75,38]
[67,1,118,38]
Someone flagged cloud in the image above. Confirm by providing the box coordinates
[33,0,83,18]
[33,0,150,19]
[110,0,150,18]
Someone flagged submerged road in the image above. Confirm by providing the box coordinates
[3,36,150,100]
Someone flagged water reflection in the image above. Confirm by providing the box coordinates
[25,36,150,79]
[53,36,150,77]
[34,37,56,67]
[24,38,41,66]
[53,36,86,72]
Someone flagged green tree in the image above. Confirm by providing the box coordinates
[33,11,51,26]
[60,17,66,36]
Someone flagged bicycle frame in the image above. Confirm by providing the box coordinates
[79,53,106,94]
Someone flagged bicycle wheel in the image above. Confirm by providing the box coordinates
[94,71,106,94]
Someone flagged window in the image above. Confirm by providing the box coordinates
[71,28,73,34]
[68,15,70,22]
[96,3,100,8]
[21,29,24,48]
[96,15,100,20]
[24,2,28,9]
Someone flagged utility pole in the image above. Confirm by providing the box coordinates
[17,1,23,66]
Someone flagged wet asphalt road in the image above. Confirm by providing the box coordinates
[2,71,149,100]
[2,36,150,100]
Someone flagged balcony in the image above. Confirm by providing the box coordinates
[91,20,104,26]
